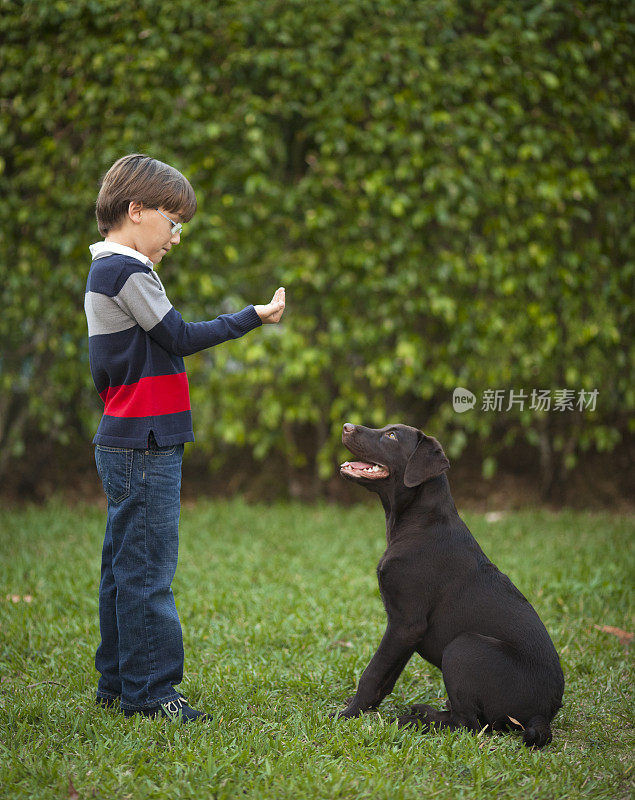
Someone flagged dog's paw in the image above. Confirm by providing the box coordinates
[408,703,438,717]
[393,704,442,729]
[396,713,432,730]
[330,706,362,720]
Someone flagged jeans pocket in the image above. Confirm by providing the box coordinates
[95,446,133,504]
[147,445,177,457]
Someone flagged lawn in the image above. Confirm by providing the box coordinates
[0,499,633,799]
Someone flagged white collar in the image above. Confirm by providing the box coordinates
[89,240,154,269]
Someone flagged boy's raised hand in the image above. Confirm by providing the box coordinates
[254,287,286,324]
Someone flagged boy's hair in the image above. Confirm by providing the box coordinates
[96,154,197,236]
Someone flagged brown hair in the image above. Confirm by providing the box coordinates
[95,154,197,236]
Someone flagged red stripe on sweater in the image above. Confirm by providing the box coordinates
[99,373,191,418]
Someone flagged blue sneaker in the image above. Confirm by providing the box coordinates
[122,696,210,722]
[95,694,120,709]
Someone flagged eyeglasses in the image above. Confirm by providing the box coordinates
[155,208,183,236]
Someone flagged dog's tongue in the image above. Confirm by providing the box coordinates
[347,461,373,470]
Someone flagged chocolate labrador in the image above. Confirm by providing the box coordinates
[335,423,564,748]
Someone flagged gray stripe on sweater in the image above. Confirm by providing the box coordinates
[85,270,173,337]
[85,291,137,337]
[115,271,173,332]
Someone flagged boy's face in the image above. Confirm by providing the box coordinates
[137,206,182,265]
[108,202,183,265]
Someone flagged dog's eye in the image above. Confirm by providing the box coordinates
[386,432,397,440]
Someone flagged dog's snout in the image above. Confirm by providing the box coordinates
[343,423,356,435]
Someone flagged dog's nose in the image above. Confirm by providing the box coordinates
[343,423,355,435]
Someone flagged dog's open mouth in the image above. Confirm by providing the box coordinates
[340,461,390,480]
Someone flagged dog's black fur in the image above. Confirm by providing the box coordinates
[336,423,564,748]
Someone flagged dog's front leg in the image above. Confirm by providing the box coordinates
[336,627,415,718]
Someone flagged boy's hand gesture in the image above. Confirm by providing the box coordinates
[255,287,285,324]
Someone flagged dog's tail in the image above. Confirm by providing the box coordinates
[522,716,553,749]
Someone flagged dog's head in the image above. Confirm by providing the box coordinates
[340,423,449,495]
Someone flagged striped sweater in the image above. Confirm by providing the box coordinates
[85,242,262,447]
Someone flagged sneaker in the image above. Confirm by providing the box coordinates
[122,696,210,722]
[96,694,120,708]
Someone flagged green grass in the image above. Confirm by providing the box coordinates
[0,499,633,799]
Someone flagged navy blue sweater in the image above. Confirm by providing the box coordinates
[85,252,262,447]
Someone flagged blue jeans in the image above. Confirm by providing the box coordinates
[94,437,185,710]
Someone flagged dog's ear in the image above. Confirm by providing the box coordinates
[403,433,450,488]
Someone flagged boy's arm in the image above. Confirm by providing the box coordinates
[115,268,264,356]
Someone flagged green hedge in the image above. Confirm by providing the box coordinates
[1,0,632,497]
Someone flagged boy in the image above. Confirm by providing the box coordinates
[85,154,285,721]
